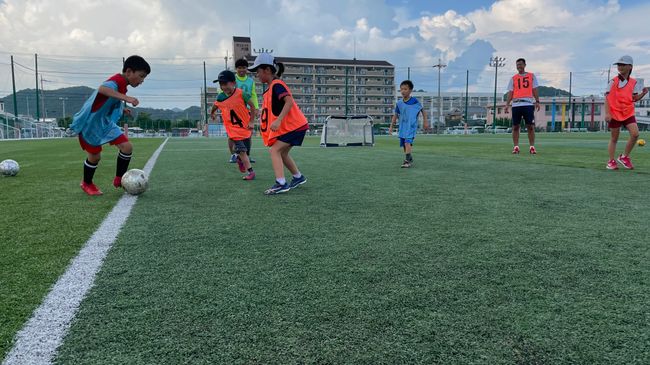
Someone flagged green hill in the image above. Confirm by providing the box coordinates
[1,87,201,121]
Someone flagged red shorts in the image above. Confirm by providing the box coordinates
[609,116,636,129]
[78,134,129,154]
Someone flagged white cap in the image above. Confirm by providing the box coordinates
[248,53,275,72]
[614,55,633,65]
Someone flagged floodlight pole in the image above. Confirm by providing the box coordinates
[464,70,469,124]
[35,54,40,121]
[489,56,506,131]
[433,58,447,133]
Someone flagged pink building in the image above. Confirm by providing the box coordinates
[486,96,607,131]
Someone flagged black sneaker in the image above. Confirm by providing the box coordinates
[229,154,237,163]
[249,157,256,163]
[400,160,411,168]
[264,182,290,195]
[289,175,307,189]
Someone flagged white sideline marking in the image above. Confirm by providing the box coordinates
[2,138,169,365]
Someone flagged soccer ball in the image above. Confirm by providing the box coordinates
[121,169,148,195]
[0,159,20,177]
[638,139,646,147]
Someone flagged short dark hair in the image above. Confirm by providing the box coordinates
[400,80,414,90]
[516,58,526,65]
[235,58,249,68]
[123,55,151,74]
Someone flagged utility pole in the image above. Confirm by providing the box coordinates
[224,50,232,70]
[568,72,573,131]
[35,53,40,121]
[489,56,506,131]
[203,61,208,127]
[464,70,469,124]
[59,97,68,120]
[433,58,447,133]
[11,56,18,119]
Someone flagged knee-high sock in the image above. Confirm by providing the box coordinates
[116,152,132,177]
[84,159,98,184]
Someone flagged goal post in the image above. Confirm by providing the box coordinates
[320,115,374,147]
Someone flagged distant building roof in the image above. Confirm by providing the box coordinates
[233,36,251,42]
[247,55,393,67]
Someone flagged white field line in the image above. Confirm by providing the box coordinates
[2,138,169,365]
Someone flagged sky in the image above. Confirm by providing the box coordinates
[1,0,650,110]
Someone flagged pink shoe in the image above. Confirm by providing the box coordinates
[606,159,618,170]
[529,146,537,155]
[243,171,256,180]
[236,156,246,173]
[512,146,520,154]
[80,181,103,196]
[113,176,122,188]
[617,154,634,169]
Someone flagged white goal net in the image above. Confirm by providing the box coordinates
[320,115,374,147]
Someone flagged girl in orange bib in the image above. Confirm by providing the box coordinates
[604,55,648,170]
[249,53,309,195]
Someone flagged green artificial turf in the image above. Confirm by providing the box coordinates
[0,138,162,358]
[48,133,650,364]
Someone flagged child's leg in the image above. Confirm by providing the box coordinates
[228,139,235,154]
[269,141,290,183]
[115,141,133,178]
[609,127,620,160]
[280,145,300,176]
[238,151,252,171]
[84,152,101,184]
[624,123,640,156]
[404,142,413,162]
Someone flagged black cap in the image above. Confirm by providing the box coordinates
[213,70,236,83]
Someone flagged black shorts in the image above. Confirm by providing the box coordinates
[512,105,535,126]
[231,138,251,154]
[277,129,306,146]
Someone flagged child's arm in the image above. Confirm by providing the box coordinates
[210,104,218,121]
[388,114,397,134]
[247,98,258,129]
[420,109,428,129]
[98,86,138,106]
[633,88,649,102]
[270,95,295,131]
[604,97,611,122]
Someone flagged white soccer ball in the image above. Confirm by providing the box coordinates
[0,159,20,177]
[121,169,148,195]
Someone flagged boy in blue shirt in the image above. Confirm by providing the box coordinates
[226,58,259,163]
[389,80,427,168]
[71,55,150,195]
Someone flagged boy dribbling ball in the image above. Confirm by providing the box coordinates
[70,55,150,196]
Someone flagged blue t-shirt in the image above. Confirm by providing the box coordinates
[395,97,422,139]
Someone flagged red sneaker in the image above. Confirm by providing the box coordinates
[236,156,246,173]
[617,154,634,169]
[80,181,103,196]
[242,171,256,180]
[113,176,122,188]
[512,146,520,154]
[529,146,537,155]
[606,159,618,170]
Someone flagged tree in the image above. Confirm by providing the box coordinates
[136,112,153,129]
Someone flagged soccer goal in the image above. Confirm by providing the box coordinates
[320,115,374,147]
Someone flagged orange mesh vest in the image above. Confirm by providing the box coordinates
[512,73,535,99]
[260,79,308,146]
[214,88,252,140]
[607,77,636,121]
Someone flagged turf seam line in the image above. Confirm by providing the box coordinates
[2,138,169,365]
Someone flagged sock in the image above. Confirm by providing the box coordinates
[406,153,412,162]
[116,151,132,177]
[83,159,98,184]
[293,172,302,179]
[277,178,286,185]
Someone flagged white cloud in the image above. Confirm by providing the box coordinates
[418,10,476,60]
